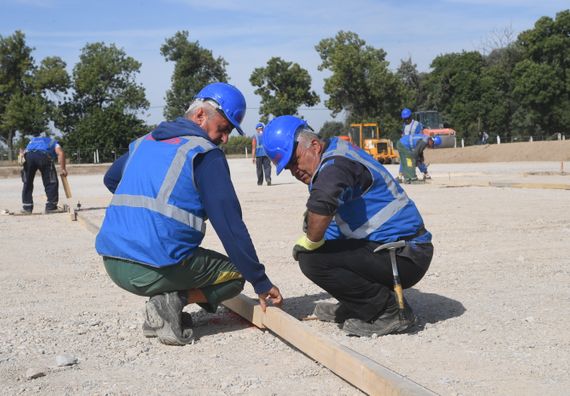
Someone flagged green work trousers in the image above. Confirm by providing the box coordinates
[103,247,245,312]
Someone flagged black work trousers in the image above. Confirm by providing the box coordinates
[21,151,59,211]
[255,156,272,185]
[298,239,433,322]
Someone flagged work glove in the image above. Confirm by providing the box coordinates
[292,235,325,261]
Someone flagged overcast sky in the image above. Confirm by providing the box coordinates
[1,0,567,135]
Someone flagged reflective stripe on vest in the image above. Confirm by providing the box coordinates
[316,139,410,239]
[110,135,213,233]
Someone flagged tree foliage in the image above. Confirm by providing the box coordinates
[315,31,403,140]
[161,31,228,121]
[250,57,319,123]
[57,42,149,162]
[318,120,345,138]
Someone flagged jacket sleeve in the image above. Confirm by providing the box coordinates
[103,153,128,193]
[194,150,273,294]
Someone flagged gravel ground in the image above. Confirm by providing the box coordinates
[1,158,569,395]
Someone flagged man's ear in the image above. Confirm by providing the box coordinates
[312,139,323,154]
[193,107,207,124]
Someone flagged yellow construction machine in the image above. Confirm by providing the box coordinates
[345,123,399,164]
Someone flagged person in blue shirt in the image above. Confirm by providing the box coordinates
[400,108,424,136]
[21,135,68,213]
[251,122,272,186]
[262,116,434,337]
[96,83,283,346]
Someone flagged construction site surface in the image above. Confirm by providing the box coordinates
[1,140,569,395]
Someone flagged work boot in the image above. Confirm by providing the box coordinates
[342,296,416,337]
[144,292,194,346]
[20,209,32,215]
[423,173,431,180]
[267,180,271,186]
[313,302,353,323]
[143,311,194,338]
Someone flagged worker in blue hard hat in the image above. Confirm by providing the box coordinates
[401,108,424,136]
[96,82,283,346]
[263,115,434,337]
[397,133,441,182]
[251,122,272,186]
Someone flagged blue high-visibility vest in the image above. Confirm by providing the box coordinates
[95,133,218,267]
[254,132,267,157]
[26,137,58,159]
[310,138,431,243]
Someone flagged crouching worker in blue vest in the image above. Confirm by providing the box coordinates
[263,116,433,337]
[96,83,283,346]
[397,133,441,182]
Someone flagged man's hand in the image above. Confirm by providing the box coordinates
[292,234,324,261]
[258,285,283,312]
[60,169,68,177]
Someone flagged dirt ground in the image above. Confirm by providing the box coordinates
[1,144,569,395]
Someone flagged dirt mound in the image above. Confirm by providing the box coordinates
[425,140,570,164]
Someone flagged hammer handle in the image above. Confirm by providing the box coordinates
[61,174,72,199]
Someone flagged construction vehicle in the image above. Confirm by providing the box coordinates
[344,123,399,164]
[414,111,456,149]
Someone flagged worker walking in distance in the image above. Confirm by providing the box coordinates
[397,133,441,182]
[251,122,272,186]
[96,82,283,346]
[263,115,433,337]
[401,108,424,136]
[21,134,68,214]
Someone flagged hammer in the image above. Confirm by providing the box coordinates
[374,240,406,319]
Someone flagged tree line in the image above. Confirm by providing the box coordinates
[1,10,568,162]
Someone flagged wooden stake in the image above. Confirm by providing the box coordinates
[61,174,72,198]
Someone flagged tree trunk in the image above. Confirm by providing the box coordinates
[7,130,14,162]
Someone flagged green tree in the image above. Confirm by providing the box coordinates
[161,31,228,121]
[514,10,570,136]
[424,51,486,143]
[57,42,149,162]
[250,57,319,122]
[318,120,345,138]
[0,31,69,160]
[397,57,422,108]
[315,31,403,140]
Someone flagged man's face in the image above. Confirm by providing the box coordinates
[404,117,412,124]
[201,109,233,146]
[256,127,263,134]
[286,140,322,184]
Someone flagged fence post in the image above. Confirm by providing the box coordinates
[245,147,248,159]
[529,136,533,142]
[461,138,464,148]
[497,135,501,145]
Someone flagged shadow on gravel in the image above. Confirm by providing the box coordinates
[405,288,466,334]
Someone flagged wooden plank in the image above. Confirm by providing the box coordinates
[489,182,570,190]
[223,294,436,396]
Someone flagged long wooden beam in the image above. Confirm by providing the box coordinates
[223,294,436,396]
[72,212,435,395]
[489,181,570,190]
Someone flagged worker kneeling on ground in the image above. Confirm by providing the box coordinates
[397,133,441,182]
[96,82,283,346]
[263,116,433,337]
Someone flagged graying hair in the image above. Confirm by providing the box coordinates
[185,99,218,118]
[296,128,321,148]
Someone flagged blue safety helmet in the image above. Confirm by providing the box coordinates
[255,122,265,130]
[432,135,442,146]
[194,82,246,135]
[263,115,310,175]
[401,108,412,119]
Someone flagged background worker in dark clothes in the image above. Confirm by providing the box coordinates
[251,122,272,186]
[96,82,283,346]
[263,115,433,337]
[21,135,68,214]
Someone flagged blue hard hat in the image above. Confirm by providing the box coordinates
[433,135,442,146]
[263,115,309,175]
[255,122,265,129]
[401,108,412,119]
[195,82,246,135]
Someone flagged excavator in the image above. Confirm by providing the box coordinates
[340,123,399,164]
